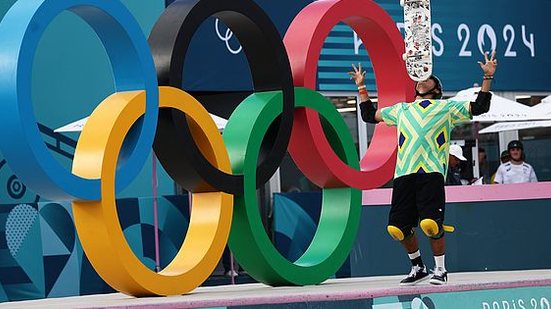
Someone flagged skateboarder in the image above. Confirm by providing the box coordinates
[348,51,497,285]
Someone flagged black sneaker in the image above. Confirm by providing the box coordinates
[430,267,448,285]
[400,265,429,286]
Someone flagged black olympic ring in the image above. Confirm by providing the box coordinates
[149,0,294,194]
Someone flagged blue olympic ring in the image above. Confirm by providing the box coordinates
[0,0,158,200]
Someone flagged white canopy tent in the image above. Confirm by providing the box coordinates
[55,113,228,133]
[448,87,550,122]
[478,97,551,134]
[479,120,551,134]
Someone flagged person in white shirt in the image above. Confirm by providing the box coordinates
[494,140,538,184]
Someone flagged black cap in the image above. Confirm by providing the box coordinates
[508,140,523,151]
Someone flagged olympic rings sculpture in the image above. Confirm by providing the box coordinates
[0,0,412,296]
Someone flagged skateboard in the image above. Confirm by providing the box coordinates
[400,0,433,81]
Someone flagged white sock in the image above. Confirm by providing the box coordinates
[434,254,445,270]
[408,250,421,260]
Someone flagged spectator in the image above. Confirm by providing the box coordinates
[446,145,467,186]
[490,151,511,183]
[478,147,491,184]
[494,140,538,184]
[499,150,510,164]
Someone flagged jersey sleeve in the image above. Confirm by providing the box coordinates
[448,100,472,126]
[380,103,401,126]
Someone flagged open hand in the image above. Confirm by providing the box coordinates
[478,51,497,76]
[348,63,366,86]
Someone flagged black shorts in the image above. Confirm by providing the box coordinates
[388,172,445,231]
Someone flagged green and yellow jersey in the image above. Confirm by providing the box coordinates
[381,99,471,178]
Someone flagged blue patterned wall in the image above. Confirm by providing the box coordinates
[0,196,189,302]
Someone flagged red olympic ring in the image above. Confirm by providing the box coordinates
[285,0,415,189]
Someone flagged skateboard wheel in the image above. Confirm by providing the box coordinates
[402,53,407,61]
[400,0,405,7]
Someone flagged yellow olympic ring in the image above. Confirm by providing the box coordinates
[72,87,233,296]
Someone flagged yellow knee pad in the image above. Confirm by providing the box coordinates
[420,219,455,238]
[420,219,440,238]
[387,225,405,241]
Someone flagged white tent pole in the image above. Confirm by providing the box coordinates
[473,134,480,179]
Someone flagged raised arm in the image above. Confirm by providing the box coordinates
[471,51,498,116]
[349,63,382,123]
